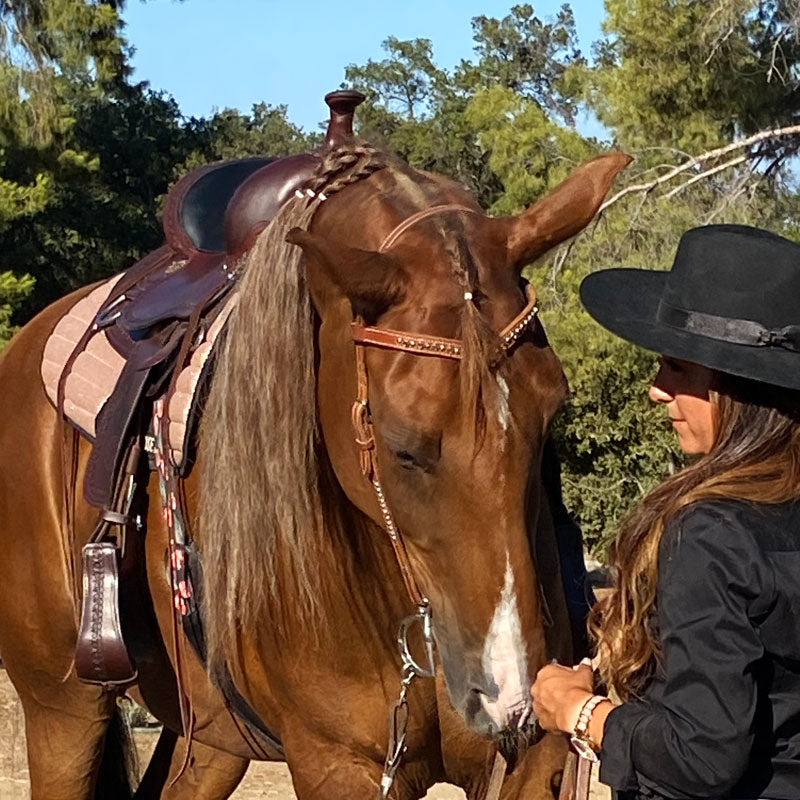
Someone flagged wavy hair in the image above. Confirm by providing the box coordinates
[197,144,501,677]
[590,374,800,700]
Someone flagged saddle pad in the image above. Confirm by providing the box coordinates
[41,277,126,439]
[164,294,237,466]
[41,275,236,468]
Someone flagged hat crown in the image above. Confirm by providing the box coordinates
[664,225,800,327]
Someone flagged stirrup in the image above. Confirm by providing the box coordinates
[74,541,137,686]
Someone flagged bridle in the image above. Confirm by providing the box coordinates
[346,203,540,798]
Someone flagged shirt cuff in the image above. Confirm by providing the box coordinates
[599,701,652,792]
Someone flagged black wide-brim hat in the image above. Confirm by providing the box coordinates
[580,224,800,391]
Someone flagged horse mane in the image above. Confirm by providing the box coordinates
[197,145,500,676]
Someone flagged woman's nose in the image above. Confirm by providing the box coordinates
[649,364,673,404]
[649,382,672,403]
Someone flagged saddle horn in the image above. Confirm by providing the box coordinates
[223,89,367,256]
[323,90,365,150]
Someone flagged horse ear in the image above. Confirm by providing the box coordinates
[287,228,409,321]
[502,152,632,270]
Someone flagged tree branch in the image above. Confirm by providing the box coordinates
[662,154,747,199]
[600,123,800,212]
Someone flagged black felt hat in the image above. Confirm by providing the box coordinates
[580,224,800,391]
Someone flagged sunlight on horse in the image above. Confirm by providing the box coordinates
[0,93,628,799]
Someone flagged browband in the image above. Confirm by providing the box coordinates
[657,301,800,353]
[351,284,539,360]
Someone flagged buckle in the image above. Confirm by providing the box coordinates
[570,734,599,763]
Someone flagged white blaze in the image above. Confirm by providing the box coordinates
[480,555,530,729]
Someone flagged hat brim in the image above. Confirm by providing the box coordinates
[580,269,800,391]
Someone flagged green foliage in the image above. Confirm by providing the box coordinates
[0,0,132,309]
[6,82,199,316]
[0,1,318,323]
[582,0,800,160]
[464,85,593,214]
[0,270,34,346]
[463,3,585,124]
[344,5,584,207]
[5,0,800,551]
[183,102,316,167]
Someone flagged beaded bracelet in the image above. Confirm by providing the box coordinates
[570,694,608,762]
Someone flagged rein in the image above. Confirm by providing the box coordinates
[348,207,539,797]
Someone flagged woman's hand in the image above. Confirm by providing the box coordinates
[530,660,594,734]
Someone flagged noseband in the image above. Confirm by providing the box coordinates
[348,204,540,799]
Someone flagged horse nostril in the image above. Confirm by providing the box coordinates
[466,686,485,720]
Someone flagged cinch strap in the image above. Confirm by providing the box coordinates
[657,301,800,353]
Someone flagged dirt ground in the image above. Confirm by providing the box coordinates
[0,668,607,799]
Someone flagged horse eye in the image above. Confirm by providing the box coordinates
[395,449,422,471]
[383,425,441,473]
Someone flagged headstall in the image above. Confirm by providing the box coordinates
[347,205,540,799]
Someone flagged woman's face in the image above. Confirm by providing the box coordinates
[649,357,716,454]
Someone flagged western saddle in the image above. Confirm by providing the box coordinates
[45,91,366,706]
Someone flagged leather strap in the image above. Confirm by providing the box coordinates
[575,753,592,800]
[350,324,462,359]
[486,751,507,800]
[557,749,593,800]
[351,283,538,361]
[352,340,428,607]
[558,751,578,800]
[378,204,479,253]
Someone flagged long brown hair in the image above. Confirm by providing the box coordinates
[590,373,800,699]
[197,145,500,676]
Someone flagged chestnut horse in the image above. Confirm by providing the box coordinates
[0,145,628,799]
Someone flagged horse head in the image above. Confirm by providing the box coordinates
[282,146,629,737]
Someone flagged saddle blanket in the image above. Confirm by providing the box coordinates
[40,274,236,468]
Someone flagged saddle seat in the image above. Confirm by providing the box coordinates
[101,152,319,354]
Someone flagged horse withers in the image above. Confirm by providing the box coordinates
[0,123,628,798]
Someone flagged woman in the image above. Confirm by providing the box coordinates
[531,224,800,799]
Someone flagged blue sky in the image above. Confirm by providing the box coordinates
[121,1,606,133]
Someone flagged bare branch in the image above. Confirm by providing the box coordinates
[703,23,736,65]
[767,28,789,84]
[662,154,747,199]
[600,123,800,212]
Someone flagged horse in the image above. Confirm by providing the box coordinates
[0,132,628,799]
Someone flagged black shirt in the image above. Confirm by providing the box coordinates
[599,499,800,799]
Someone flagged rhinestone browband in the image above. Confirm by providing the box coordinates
[351,283,539,361]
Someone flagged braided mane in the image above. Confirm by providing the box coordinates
[197,145,499,675]
[198,146,386,673]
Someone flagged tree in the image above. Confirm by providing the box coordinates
[6,82,201,317]
[583,0,800,162]
[0,0,132,322]
[462,3,585,125]
[344,37,502,204]
[0,270,33,346]
[184,102,316,166]
[344,6,586,208]
[1,2,318,323]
